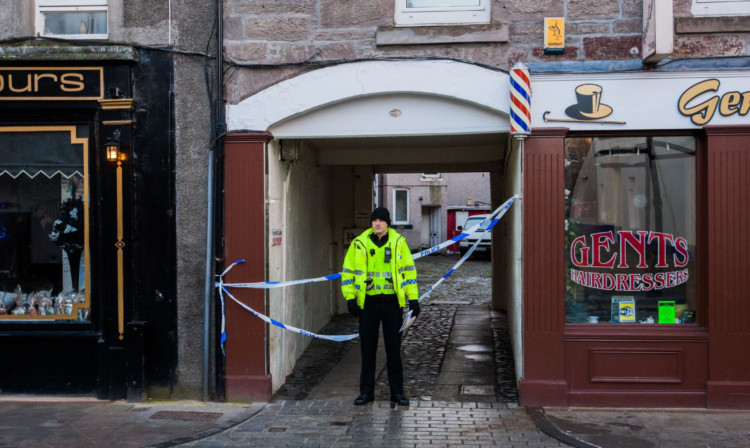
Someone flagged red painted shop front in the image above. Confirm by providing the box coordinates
[519,125,750,409]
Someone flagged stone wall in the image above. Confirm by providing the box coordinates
[223,0,750,104]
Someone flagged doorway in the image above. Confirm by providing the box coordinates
[421,206,441,251]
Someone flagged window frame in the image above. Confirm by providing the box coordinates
[36,0,109,40]
[392,188,410,225]
[420,172,443,181]
[692,0,750,16]
[0,125,91,322]
[562,134,700,326]
[394,0,491,27]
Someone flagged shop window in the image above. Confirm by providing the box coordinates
[394,0,490,26]
[692,0,750,16]
[36,0,108,39]
[393,188,410,224]
[564,136,696,325]
[0,126,90,321]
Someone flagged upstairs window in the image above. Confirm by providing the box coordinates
[421,172,442,181]
[395,0,491,27]
[37,0,108,39]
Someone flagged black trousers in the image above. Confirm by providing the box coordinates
[359,294,404,396]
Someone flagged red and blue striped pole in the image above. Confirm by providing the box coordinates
[510,62,531,138]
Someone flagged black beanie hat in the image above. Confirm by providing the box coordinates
[370,207,391,226]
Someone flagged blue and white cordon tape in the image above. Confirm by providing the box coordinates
[217,195,518,351]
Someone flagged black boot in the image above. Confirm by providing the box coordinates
[390,394,409,406]
[354,393,374,405]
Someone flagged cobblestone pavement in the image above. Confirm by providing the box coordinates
[220,256,560,448]
[179,400,568,448]
[274,255,516,403]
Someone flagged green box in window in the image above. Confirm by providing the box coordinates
[658,301,676,324]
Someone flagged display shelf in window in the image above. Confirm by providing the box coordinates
[0,126,91,322]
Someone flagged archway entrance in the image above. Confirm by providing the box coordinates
[222,60,524,401]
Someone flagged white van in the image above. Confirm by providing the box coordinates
[458,214,491,258]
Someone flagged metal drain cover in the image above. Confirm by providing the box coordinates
[461,385,496,396]
[149,411,223,422]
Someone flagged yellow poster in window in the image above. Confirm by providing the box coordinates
[544,18,565,52]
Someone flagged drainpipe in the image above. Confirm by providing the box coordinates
[203,0,225,402]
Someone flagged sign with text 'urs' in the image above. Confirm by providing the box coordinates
[0,67,103,100]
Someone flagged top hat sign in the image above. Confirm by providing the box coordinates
[565,84,612,120]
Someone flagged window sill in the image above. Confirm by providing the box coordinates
[0,40,137,61]
[675,16,750,34]
[376,23,508,46]
[391,224,413,230]
[564,323,708,341]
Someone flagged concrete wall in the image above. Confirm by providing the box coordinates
[489,136,523,383]
[507,139,525,384]
[330,164,374,314]
[0,0,31,38]
[267,140,338,392]
[380,173,490,249]
[170,0,216,400]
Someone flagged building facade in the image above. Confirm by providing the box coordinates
[3,0,749,409]
[0,0,215,400]
[220,0,750,409]
[377,172,491,251]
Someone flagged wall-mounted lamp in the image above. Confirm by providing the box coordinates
[105,129,122,162]
[418,196,423,201]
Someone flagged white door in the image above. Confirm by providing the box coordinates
[430,207,441,249]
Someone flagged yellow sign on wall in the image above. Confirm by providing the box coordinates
[544,17,565,54]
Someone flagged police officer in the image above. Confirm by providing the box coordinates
[342,207,420,406]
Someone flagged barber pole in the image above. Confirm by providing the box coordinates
[510,62,531,137]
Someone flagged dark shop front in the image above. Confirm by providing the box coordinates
[0,47,176,400]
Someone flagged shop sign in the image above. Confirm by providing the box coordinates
[0,67,103,100]
[532,72,750,130]
[678,78,750,125]
[569,230,689,292]
[642,0,673,63]
[543,17,564,55]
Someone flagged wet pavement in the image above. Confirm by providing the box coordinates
[2,255,749,447]
[274,255,511,403]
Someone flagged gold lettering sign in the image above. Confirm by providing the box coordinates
[679,78,750,125]
[0,67,103,100]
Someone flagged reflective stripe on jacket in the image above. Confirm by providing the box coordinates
[341,228,418,309]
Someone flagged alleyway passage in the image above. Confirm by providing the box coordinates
[175,255,571,447]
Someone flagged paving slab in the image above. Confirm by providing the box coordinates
[0,397,264,448]
[539,407,750,448]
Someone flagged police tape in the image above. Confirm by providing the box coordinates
[216,196,517,349]
[218,285,360,343]
[218,195,518,290]
[415,201,509,303]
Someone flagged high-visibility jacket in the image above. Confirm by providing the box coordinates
[342,228,418,309]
